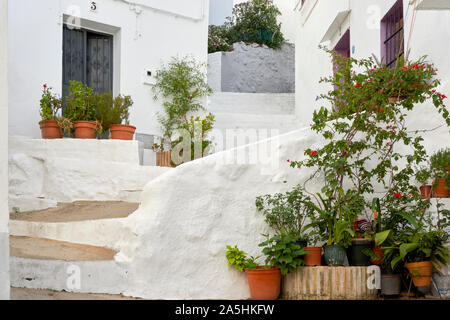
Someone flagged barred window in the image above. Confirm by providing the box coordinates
[381,0,404,68]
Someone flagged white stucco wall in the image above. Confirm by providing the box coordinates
[0,0,10,300]
[8,0,209,139]
[295,0,450,153]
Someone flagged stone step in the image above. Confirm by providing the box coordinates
[10,236,130,295]
[10,287,140,300]
[9,201,138,250]
[213,112,300,133]
[10,236,117,261]
[207,92,295,115]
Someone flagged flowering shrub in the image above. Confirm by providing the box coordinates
[39,84,62,121]
[208,0,285,53]
[290,46,449,240]
[208,25,232,54]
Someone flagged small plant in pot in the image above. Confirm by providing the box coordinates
[305,191,357,266]
[430,148,450,198]
[255,184,324,265]
[226,230,307,300]
[109,94,135,140]
[373,230,403,296]
[64,80,100,139]
[415,166,433,199]
[39,84,63,139]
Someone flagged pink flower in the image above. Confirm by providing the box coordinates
[43,84,47,89]
[310,151,318,156]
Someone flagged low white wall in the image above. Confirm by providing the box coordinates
[8,0,209,138]
[0,0,10,300]
[8,137,172,213]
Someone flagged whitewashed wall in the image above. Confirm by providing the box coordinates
[295,0,450,152]
[0,0,10,300]
[8,0,209,138]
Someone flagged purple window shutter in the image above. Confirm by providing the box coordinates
[381,0,404,68]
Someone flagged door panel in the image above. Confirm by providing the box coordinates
[86,34,113,94]
[62,26,85,98]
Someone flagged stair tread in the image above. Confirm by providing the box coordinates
[10,201,139,223]
[10,236,117,261]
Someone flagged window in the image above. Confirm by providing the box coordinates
[381,0,404,68]
[62,25,114,98]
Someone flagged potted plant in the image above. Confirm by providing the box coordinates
[152,56,213,166]
[305,191,358,266]
[39,84,63,139]
[64,80,99,139]
[373,230,403,296]
[430,148,450,198]
[226,230,307,300]
[109,94,135,140]
[415,166,433,199]
[349,222,375,266]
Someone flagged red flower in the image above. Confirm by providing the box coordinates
[310,151,318,156]
[402,66,408,70]
[354,82,362,88]
[386,142,392,146]
[287,159,290,163]
[441,94,447,99]
[43,84,47,89]
[373,65,377,69]
[386,126,392,129]
[393,192,402,199]
[413,84,418,87]
[446,168,450,172]
[432,90,436,93]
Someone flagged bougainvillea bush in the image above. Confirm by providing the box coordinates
[208,25,232,54]
[290,46,450,238]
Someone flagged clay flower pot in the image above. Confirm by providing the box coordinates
[39,120,62,139]
[245,267,281,300]
[420,185,432,199]
[433,178,449,198]
[304,247,322,266]
[406,261,433,287]
[74,121,98,139]
[110,124,136,140]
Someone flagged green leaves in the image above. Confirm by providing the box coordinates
[225,245,259,272]
[258,230,308,275]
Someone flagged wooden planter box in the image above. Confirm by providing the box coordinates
[156,151,176,167]
[282,266,378,300]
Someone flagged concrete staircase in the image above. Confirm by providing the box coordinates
[9,201,136,295]
[207,92,300,136]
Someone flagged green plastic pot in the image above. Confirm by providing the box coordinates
[323,245,346,266]
[349,239,374,266]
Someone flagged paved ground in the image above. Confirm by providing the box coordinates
[10,287,140,300]
[10,201,139,222]
[10,236,117,261]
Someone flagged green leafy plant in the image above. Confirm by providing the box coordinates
[152,56,213,151]
[225,245,259,272]
[64,80,97,122]
[208,25,232,54]
[430,148,450,188]
[229,0,284,49]
[40,84,63,121]
[255,184,315,241]
[170,113,216,162]
[304,190,361,248]
[258,229,309,275]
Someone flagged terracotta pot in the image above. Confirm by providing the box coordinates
[74,121,98,139]
[406,261,433,287]
[39,120,62,139]
[304,247,322,266]
[245,267,281,300]
[420,185,433,199]
[109,124,136,140]
[156,151,176,167]
[433,178,449,198]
